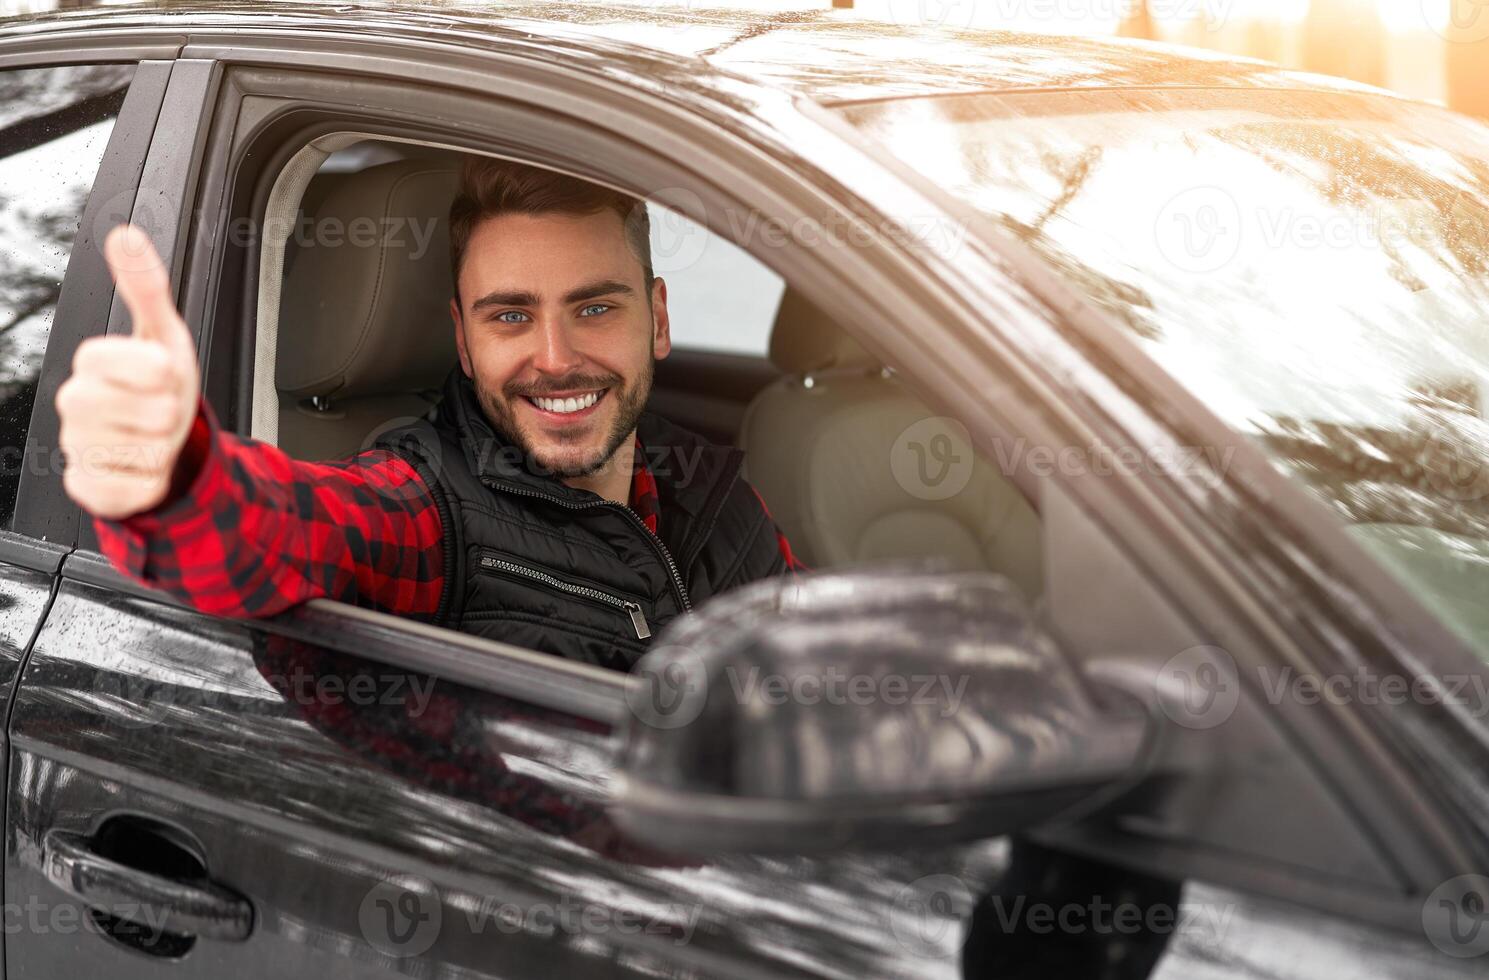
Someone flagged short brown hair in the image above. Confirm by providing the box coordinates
[448,156,653,299]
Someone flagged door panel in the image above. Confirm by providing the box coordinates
[6,569,1005,978]
[0,538,63,749]
[14,570,1483,980]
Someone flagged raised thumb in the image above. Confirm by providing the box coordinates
[104,225,193,359]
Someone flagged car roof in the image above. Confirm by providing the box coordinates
[1,0,1399,107]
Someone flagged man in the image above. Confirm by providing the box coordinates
[58,156,801,671]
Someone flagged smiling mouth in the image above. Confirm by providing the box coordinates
[523,388,607,416]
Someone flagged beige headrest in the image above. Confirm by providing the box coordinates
[768,289,879,375]
[277,160,461,400]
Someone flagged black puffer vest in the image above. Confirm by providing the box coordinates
[375,369,788,671]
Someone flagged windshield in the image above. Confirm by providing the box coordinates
[840,87,1489,657]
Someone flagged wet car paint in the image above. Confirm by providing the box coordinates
[0,3,1483,978]
[8,579,1007,978]
[0,0,1395,108]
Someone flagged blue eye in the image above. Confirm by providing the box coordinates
[579,304,610,317]
[495,310,529,324]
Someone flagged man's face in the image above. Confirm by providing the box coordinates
[451,209,670,479]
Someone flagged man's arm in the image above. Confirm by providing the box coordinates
[59,225,444,619]
[95,400,445,619]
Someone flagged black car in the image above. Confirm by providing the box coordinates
[0,2,1487,977]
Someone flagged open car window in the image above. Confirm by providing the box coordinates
[645,199,784,358]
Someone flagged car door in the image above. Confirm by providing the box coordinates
[0,44,1008,980]
[0,53,152,976]
[4,24,1480,980]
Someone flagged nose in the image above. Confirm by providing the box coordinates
[532,317,583,377]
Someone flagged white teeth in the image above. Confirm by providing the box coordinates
[532,391,600,414]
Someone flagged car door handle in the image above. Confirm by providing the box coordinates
[42,829,253,942]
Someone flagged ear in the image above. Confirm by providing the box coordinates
[650,276,671,361]
[451,297,473,377]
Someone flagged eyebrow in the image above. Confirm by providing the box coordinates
[469,279,636,314]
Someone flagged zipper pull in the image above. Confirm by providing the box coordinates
[624,602,651,640]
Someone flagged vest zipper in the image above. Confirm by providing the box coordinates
[477,553,652,640]
[479,480,693,614]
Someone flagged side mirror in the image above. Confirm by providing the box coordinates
[611,569,1152,854]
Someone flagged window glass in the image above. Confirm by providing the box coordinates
[647,201,784,357]
[842,89,1489,660]
[0,63,132,528]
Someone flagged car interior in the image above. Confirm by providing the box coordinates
[263,139,1045,602]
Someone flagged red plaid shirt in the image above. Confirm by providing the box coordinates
[97,401,801,620]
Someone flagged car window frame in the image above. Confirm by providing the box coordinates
[0,52,172,554]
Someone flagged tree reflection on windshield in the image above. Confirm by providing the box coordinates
[842,87,1489,652]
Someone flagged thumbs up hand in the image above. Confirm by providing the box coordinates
[57,225,202,520]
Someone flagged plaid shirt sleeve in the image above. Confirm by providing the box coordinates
[94,399,446,620]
